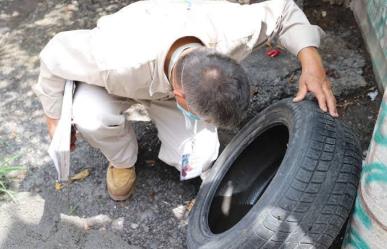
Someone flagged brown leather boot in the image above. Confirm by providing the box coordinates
[106,164,136,201]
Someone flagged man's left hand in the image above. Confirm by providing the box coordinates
[293,47,338,117]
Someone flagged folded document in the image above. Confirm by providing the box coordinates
[48,80,75,182]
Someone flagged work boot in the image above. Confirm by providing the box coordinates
[106,164,136,201]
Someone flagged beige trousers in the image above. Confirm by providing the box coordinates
[72,83,219,179]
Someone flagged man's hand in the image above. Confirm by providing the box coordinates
[294,47,338,117]
[46,115,77,151]
[46,115,59,138]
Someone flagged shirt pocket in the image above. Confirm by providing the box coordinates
[215,23,261,62]
[98,114,126,137]
[104,61,155,99]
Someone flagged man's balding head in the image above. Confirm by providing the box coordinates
[174,48,250,129]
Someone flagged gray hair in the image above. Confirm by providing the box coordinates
[175,47,250,129]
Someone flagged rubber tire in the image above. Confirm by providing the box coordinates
[187,99,362,249]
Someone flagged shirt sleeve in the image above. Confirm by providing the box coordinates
[276,0,325,56]
[33,30,105,119]
[33,61,66,119]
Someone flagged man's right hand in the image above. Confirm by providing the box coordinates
[46,115,59,139]
[46,115,77,151]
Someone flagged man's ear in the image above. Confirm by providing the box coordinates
[173,89,185,98]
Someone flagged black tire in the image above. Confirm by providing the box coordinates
[187,99,362,249]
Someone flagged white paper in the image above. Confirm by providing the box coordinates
[48,80,75,182]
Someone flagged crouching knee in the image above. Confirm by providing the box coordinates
[73,109,127,145]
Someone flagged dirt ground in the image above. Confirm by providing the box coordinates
[304,0,383,151]
[0,0,382,248]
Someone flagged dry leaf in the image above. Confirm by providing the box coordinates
[149,191,156,200]
[287,72,296,84]
[186,198,196,213]
[55,182,64,191]
[145,160,156,167]
[71,169,90,182]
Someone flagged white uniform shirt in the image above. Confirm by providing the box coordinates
[33,0,324,119]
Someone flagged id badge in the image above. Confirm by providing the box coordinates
[180,139,202,180]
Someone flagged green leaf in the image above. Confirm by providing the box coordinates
[0,166,25,176]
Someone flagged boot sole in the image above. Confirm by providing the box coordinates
[108,185,135,201]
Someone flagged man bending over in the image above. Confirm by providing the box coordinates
[33,0,337,201]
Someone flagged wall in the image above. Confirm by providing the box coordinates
[352,0,387,91]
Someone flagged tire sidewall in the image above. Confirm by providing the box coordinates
[188,99,320,249]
